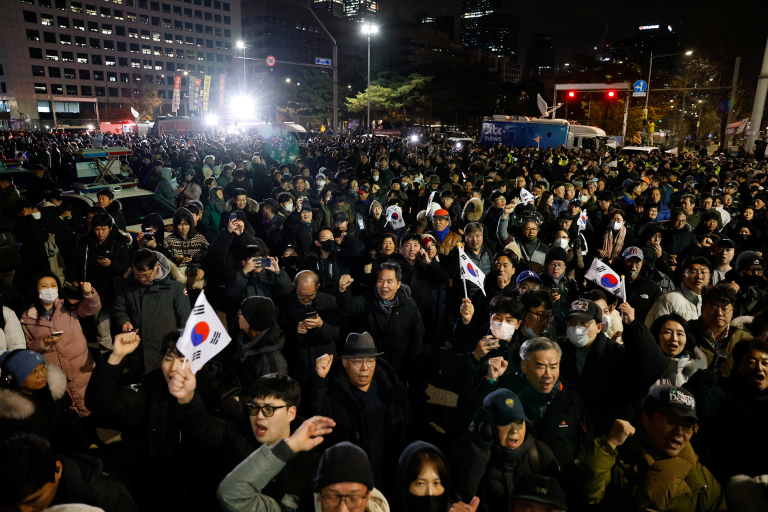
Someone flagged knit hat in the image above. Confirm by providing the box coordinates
[736,251,764,271]
[0,350,46,389]
[238,296,275,332]
[369,200,382,213]
[314,441,375,492]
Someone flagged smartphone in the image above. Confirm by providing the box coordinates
[51,331,64,336]
[305,311,318,319]
[229,213,238,221]
[252,258,271,267]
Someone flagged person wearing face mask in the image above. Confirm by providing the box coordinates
[619,246,662,323]
[395,441,463,512]
[466,337,593,470]
[597,209,635,262]
[298,228,363,295]
[450,388,559,512]
[314,172,328,193]
[20,272,100,417]
[560,299,667,435]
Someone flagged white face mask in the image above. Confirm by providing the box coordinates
[601,314,611,334]
[490,320,516,341]
[316,181,326,188]
[283,203,294,212]
[169,178,179,189]
[567,325,592,348]
[31,211,42,220]
[373,175,379,182]
[612,221,624,231]
[555,238,569,249]
[39,288,58,304]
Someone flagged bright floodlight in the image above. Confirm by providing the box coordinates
[285,78,291,83]
[362,24,378,35]
[410,134,418,142]
[685,51,693,55]
[206,114,218,126]
[236,41,244,49]
[232,95,255,118]
[87,125,94,129]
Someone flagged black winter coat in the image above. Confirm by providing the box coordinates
[105,199,127,231]
[450,429,559,512]
[49,454,138,512]
[78,227,130,308]
[558,321,667,435]
[337,286,425,373]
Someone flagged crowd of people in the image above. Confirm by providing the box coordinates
[0,127,767,512]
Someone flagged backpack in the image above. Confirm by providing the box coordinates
[0,231,20,268]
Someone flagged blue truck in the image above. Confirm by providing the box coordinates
[480,116,607,150]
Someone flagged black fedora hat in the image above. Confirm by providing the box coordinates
[341,332,383,358]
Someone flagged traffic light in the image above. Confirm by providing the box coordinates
[607,90,615,98]
[568,91,575,98]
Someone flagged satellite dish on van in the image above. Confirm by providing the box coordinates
[536,94,563,118]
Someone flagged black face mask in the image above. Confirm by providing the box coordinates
[406,493,446,512]
[320,239,337,253]
[282,255,298,267]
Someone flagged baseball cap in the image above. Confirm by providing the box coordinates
[511,475,568,511]
[736,251,765,271]
[644,385,698,422]
[622,246,644,261]
[714,238,736,249]
[332,211,348,224]
[566,299,602,324]
[569,199,582,207]
[433,208,449,217]
[516,270,542,286]
[482,389,528,427]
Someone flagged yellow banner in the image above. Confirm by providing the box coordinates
[202,75,211,111]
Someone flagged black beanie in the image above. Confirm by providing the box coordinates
[545,246,568,264]
[239,296,275,332]
[314,442,375,492]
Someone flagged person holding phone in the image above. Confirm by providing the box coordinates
[20,272,100,417]
[224,244,293,315]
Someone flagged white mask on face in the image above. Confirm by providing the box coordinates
[39,288,58,304]
[555,238,569,249]
[567,325,591,348]
[490,320,516,341]
[601,314,611,334]
[316,180,326,188]
[31,211,42,219]
[373,175,380,182]
[612,221,624,231]
[283,203,294,212]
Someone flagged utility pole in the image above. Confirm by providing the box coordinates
[307,2,337,135]
[723,56,741,149]
[747,36,768,151]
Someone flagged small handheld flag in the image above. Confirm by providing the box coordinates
[176,291,232,373]
[386,205,406,229]
[577,210,588,231]
[520,188,535,206]
[585,259,625,300]
[458,243,486,296]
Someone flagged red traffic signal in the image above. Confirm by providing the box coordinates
[568,91,575,98]
[607,91,615,98]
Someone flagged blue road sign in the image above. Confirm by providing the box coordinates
[315,58,331,66]
[634,80,648,92]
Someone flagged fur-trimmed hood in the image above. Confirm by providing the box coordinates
[0,365,67,420]
[462,197,484,222]
[225,197,260,214]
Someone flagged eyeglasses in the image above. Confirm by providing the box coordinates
[528,310,552,322]
[705,305,733,315]
[742,267,764,275]
[660,415,699,435]
[548,262,566,269]
[465,234,483,240]
[345,358,376,368]
[684,270,710,277]
[245,403,286,417]
[320,493,368,510]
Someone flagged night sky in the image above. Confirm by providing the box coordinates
[383,0,768,79]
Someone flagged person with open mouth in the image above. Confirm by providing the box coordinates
[577,384,726,512]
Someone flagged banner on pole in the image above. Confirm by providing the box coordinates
[172,75,181,113]
[194,78,202,111]
[176,291,232,373]
[188,76,195,112]
[202,75,211,111]
[218,74,226,111]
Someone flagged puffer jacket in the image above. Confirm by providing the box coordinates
[0,364,89,452]
[21,292,102,416]
[221,197,261,231]
[577,434,726,512]
[645,287,702,328]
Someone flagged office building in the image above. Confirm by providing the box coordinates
[525,33,557,76]
[0,0,240,129]
[379,18,465,73]
[460,0,518,60]
[634,22,681,70]
[467,49,520,83]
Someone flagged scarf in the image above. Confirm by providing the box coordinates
[207,187,227,214]
[434,225,450,243]
[602,226,627,260]
[374,287,398,316]
[517,380,561,424]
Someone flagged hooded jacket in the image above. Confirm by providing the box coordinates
[230,324,288,395]
[47,453,139,512]
[206,186,227,233]
[155,167,180,201]
[113,251,191,371]
[0,364,89,452]
[105,199,127,231]
[165,208,210,270]
[394,441,461,512]
[21,292,101,416]
[78,225,130,308]
[222,197,261,231]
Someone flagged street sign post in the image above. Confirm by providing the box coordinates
[634,80,648,92]
[266,55,276,67]
[315,57,331,66]
[633,91,647,97]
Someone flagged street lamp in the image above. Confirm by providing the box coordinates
[644,50,694,122]
[285,78,291,83]
[362,23,378,135]
[236,41,246,94]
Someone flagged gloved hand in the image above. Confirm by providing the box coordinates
[708,349,729,374]
[473,406,496,443]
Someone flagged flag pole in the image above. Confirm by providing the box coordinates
[463,278,468,299]
[620,275,626,302]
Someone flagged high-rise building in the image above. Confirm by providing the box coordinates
[460,0,518,60]
[313,0,378,22]
[634,22,680,70]
[525,33,557,76]
[379,18,465,73]
[0,0,240,129]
